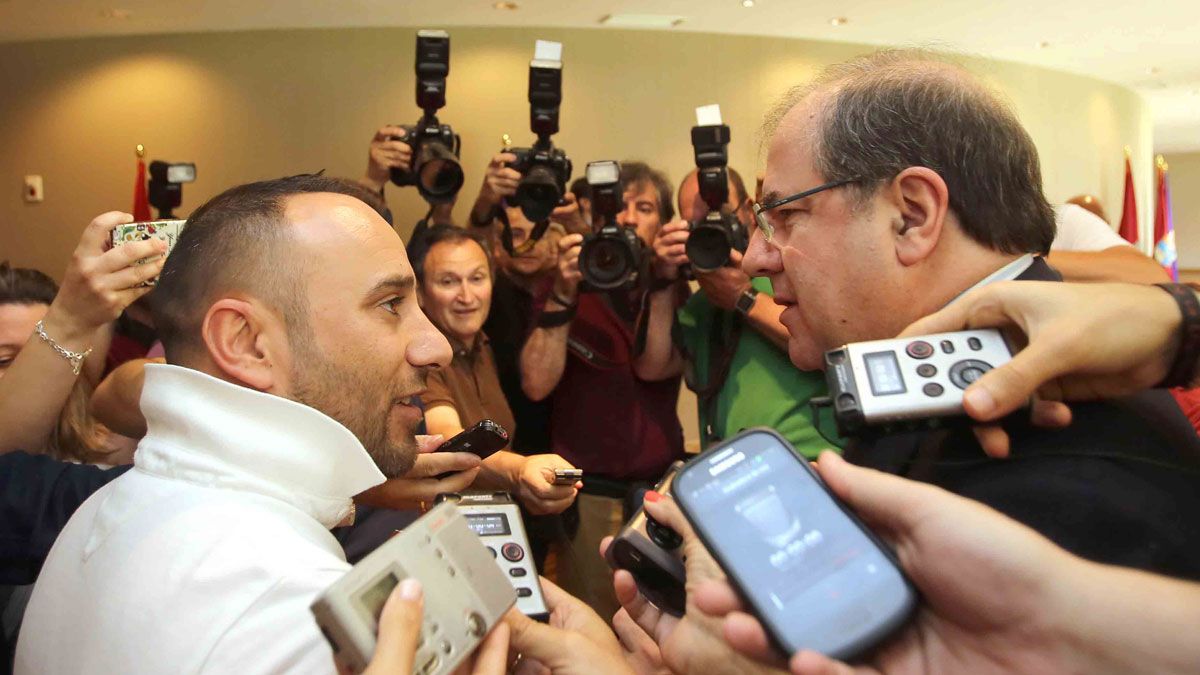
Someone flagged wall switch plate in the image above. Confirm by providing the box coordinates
[23,175,44,203]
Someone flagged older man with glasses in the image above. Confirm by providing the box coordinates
[740,48,1200,580]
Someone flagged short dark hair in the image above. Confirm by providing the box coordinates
[766,49,1055,255]
[408,225,491,285]
[151,173,385,362]
[621,161,675,224]
[0,261,58,306]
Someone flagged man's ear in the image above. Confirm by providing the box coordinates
[201,298,285,392]
[889,166,950,266]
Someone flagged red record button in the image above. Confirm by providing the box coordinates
[905,340,934,359]
[501,542,525,562]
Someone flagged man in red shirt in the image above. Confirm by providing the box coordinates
[520,161,686,616]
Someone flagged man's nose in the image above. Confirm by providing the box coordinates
[742,227,782,277]
[409,311,453,369]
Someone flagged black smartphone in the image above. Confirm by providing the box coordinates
[673,428,916,661]
[434,420,509,480]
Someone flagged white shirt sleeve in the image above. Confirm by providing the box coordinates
[1052,204,1130,252]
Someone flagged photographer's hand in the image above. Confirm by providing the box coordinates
[550,193,590,236]
[470,153,521,227]
[354,435,482,509]
[363,125,412,193]
[652,220,690,281]
[555,233,584,300]
[0,211,166,455]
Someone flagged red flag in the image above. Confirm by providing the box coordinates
[1154,156,1178,281]
[1118,152,1138,244]
[132,149,151,222]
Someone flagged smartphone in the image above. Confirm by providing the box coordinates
[552,468,583,486]
[111,219,187,285]
[673,428,916,661]
[434,420,509,480]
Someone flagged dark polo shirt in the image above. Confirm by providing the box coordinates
[847,257,1200,580]
[424,334,517,448]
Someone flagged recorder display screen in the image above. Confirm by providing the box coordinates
[465,513,511,537]
[357,571,399,625]
[863,351,905,396]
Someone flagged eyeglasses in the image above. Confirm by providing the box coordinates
[752,178,859,243]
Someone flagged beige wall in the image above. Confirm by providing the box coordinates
[0,26,1154,274]
[0,27,1156,450]
[1166,151,1200,270]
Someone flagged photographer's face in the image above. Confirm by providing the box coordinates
[418,239,493,346]
[616,182,663,246]
[502,205,558,278]
[742,102,898,370]
[282,193,452,477]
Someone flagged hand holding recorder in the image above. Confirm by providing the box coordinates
[691,451,1200,675]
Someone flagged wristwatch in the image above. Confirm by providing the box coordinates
[734,287,759,317]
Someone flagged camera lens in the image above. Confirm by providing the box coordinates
[581,236,635,290]
[516,165,562,223]
[645,517,683,550]
[686,224,732,272]
[414,141,464,203]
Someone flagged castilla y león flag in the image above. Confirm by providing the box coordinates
[1154,155,1178,281]
[1118,151,1138,245]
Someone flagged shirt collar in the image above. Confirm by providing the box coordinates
[450,333,489,360]
[962,253,1035,294]
[134,364,385,529]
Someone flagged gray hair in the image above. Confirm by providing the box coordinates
[764,49,1055,255]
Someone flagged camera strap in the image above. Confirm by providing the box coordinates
[497,207,552,257]
[696,311,744,446]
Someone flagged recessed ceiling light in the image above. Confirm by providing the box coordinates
[1147,66,1160,75]
[493,1,518,9]
[100,8,132,19]
[829,17,848,26]
[742,0,755,7]
[1037,41,1050,49]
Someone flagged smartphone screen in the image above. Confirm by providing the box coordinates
[674,428,915,660]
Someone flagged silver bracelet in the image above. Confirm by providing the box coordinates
[34,319,92,376]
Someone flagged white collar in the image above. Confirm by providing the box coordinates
[134,364,386,529]
[963,253,1035,294]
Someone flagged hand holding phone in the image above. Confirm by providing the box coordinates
[673,428,916,661]
[434,420,508,480]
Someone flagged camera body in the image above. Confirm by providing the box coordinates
[389,29,464,204]
[506,144,573,223]
[685,123,747,273]
[579,160,646,292]
[507,41,573,224]
[605,461,688,616]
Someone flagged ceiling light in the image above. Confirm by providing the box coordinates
[829,17,848,26]
[599,14,687,28]
[1147,66,1160,75]
[742,0,755,7]
[493,1,518,9]
[100,8,131,19]
[1038,41,1050,49]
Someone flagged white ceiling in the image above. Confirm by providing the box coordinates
[2,0,1197,153]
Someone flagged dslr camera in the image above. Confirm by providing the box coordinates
[579,161,647,292]
[505,41,573,224]
[685,108,748,273]
[389,29,464,204]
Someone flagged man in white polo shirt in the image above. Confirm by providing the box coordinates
[16,175,457,673]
